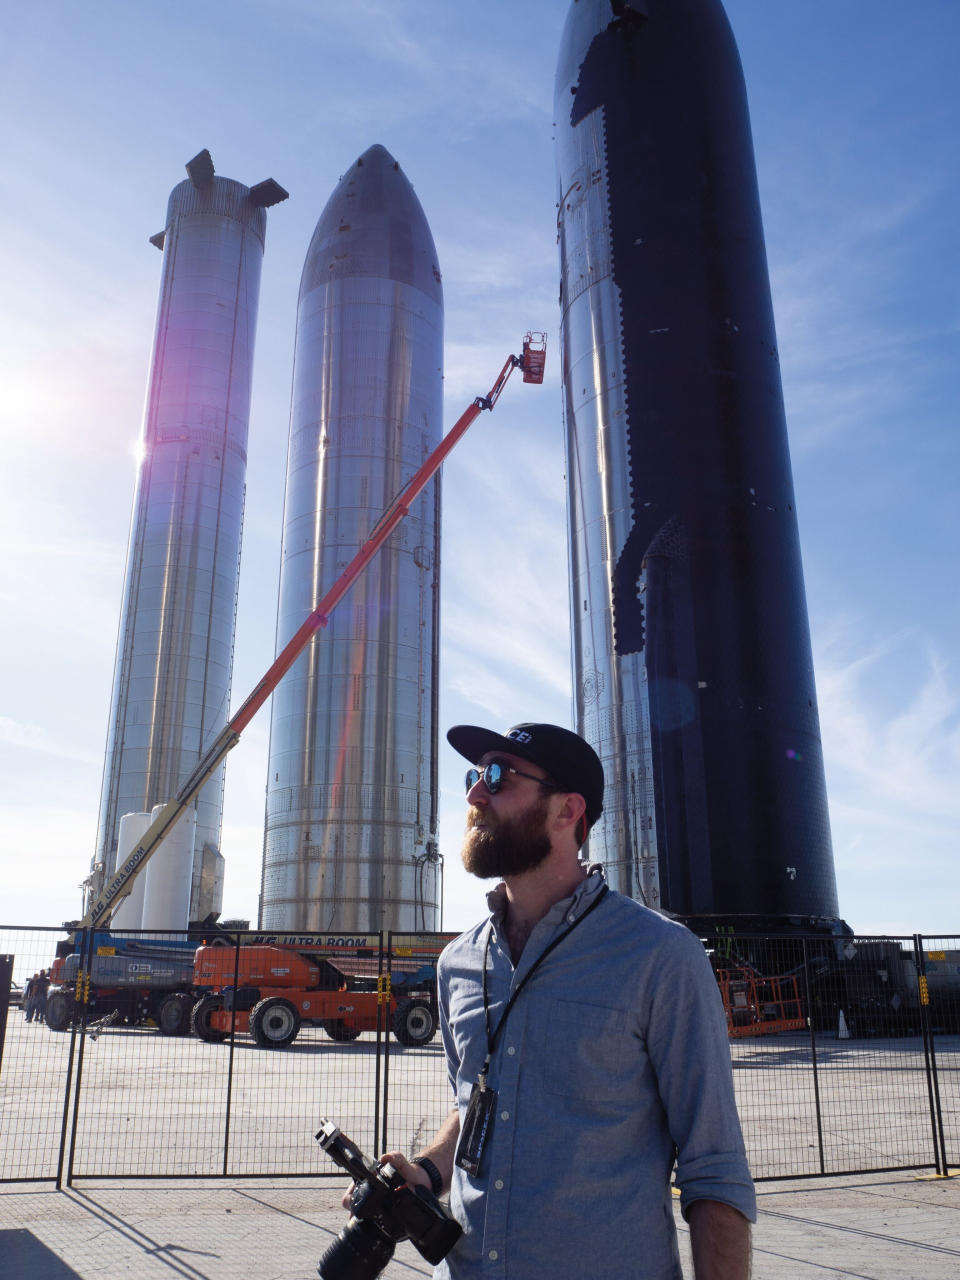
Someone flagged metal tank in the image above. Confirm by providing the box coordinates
[140,804,196,934]
[555,0,840,928]
[261,145,443,933]
[109,812,152,932]
[91,151,287,924]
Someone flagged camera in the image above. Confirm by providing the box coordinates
[316,1118,462,1280]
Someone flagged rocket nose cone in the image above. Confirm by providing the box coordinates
[556,0,739,114]
[556,0,651,101]
[301,143,442,303]
[355,143,399,171]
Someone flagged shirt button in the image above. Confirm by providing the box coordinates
[567,911,576,923]
[495,1179,504,1190]
[506,1046,516,1056]
[500,1110,510,1121]
[488,1250,499,1261]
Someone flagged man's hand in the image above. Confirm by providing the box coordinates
[340,1107,460,1210]
[339,1151,432,1210]
[384,1151,434,1188]
[687,1199,751,1280]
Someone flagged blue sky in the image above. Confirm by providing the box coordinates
[0,1,956,937]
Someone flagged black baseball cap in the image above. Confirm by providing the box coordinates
[446,722,604,828]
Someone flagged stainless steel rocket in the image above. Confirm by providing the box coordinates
[555,0,840,927]
[261,145,443,933]
[91,151,287,923]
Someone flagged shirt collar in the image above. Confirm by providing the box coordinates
[484,866,606,927]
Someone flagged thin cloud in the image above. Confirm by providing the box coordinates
[279,0,437,73]
[767,178,952,449]
[0,533,121,567]
[442,559,571,708]
[0,717,101,766]
[0,805,97,910]
[816,623,960,835]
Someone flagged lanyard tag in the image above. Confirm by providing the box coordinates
[455,1079,497,1177]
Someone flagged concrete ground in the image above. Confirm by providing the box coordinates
[1,999,957,1277]
[0,1170,958,1280]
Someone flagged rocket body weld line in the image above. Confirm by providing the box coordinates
[73,350,527,935]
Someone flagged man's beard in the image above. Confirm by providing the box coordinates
[461,797,552,880]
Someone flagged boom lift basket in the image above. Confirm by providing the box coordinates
[522,331,547,384]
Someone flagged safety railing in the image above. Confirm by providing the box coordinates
[1,926,956,1185]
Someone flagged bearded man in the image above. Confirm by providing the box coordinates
[379,722,756,1279]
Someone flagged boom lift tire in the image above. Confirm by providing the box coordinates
[391,999,437,1046]
[192,993,229,1043]
[157,992,194,1036]
[250,997,301,1048]
[45,991,74,1031]
[321,1019,362,1042]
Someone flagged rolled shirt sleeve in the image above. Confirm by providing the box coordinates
[642,924,757,1223]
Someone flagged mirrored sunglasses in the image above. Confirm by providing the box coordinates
[464,761,555,795]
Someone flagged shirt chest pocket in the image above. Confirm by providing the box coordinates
[534,998,629,1101]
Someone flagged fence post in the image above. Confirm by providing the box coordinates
[222,931,242,1175]
[915,935,949,1176]
[0,954,13,1077]
[800,937,826,1175]
[55,930,83,1189]
[65,926,95,1186]
[378,934,388,1153]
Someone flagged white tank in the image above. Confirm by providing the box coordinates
[109,812,152,930]
[140,805,196,933]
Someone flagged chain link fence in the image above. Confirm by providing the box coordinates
[1,926,956,1186]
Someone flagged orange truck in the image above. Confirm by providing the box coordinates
[190,940,443,1049]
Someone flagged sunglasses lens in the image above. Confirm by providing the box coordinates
[465,763,503,794]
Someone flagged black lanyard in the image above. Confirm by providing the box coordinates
[478,883,608,1084]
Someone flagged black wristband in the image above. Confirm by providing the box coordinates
[413,1155,443,1195]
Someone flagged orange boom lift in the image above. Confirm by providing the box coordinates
[71,334,547,937]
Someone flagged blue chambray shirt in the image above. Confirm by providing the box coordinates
[435,872,756,1280]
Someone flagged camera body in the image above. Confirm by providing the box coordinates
[316,1119,462,1280]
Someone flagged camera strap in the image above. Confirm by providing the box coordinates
[454,882,608,1177]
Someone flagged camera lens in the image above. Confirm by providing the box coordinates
[318,1217,396,1280]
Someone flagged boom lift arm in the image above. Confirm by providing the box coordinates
[72,333,547,936]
